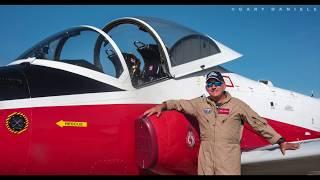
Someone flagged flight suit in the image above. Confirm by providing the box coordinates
[165,92,282,175]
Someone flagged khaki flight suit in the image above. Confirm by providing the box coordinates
[165,92,282,175]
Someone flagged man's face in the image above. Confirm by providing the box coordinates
[206,79,226,98]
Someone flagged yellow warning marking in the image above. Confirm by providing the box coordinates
[56,120,87,128]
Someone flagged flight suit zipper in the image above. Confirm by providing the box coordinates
[212,104,218,174]
[206,97,220,174]
[213,125,216,174]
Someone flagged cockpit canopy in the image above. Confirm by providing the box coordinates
[132,17,221,67]
[16,16,241,88]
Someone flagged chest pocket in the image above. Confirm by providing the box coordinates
[217,114,228,123]
[218,111,242,143]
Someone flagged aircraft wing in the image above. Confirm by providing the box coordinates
[241,139,320,175]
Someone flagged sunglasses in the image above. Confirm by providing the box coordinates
[206,81,222,88]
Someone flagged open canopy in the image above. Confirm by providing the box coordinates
[15,16,242,88]
[102,16,242,78]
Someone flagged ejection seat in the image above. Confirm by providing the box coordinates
[134,41,161,83]
[122,53,141,86]
[105,49,124,78]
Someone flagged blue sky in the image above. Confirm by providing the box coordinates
[0,5,319,97]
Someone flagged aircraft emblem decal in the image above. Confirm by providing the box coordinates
[186,130,195,148]
[6,112,29,134]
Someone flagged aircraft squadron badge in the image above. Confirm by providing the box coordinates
[6,112,29,134]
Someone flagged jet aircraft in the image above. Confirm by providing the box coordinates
[0,16,319,175]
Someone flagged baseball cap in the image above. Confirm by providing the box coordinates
[206,71,224,83]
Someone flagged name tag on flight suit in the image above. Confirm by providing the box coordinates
[218,108,230,115]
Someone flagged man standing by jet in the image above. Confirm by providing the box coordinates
[143,71,300,175]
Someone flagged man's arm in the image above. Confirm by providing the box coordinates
[240,103,281,144]
[143,99,197,118]
[240,103,299,155]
